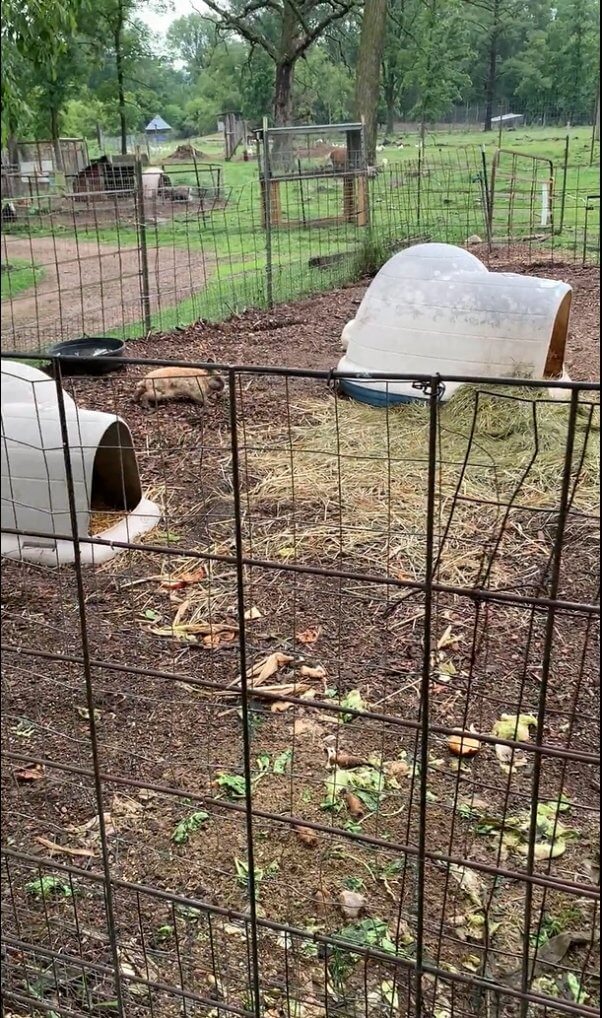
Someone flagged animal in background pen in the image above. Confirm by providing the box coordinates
[134,366,224,408]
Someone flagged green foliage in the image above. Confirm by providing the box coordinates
[171,810,210,845]
[3,0,598,147]
[25,876,73,900]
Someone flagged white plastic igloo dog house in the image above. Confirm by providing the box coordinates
[337,243,572,405]
[1,360,160,566]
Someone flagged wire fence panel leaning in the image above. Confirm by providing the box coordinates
[1,352,599,1017]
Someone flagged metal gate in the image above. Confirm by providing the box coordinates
[489,149,555,242]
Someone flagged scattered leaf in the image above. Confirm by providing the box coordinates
[171,811,210,845]
[438,625,461,649]
[339,890,366,919]
[296,826,318,848]
[160,567,205,591]
[215,773,246,798]
[299,664,326,679]
[337,917,397,953]
[247,652,294,687]
[448,732,480,757]
[143,609,161,622]
[340,689,365,722]
[244,606,262,620]
[296,627,321,645]
[15,763,45,783]
[384,759,410,782]
[447,863,485,909]
[25,876,73,900]
[271,701,293,713]
[203,629,237,649]
[566,972,589,1004]
[273,749,292,775]
[492,713,537,774]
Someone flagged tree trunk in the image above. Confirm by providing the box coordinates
[50,107,64,172]
[6,132,19,167]
[114,3,128,155]
[354,0,388,163]
[383,68,396,134]
[595,85,600,141]
[483,0,500,132]
[273,60,294,128]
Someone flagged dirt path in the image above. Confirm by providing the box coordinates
[1,235,212,353]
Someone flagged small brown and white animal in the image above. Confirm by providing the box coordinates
[134,366,224,408]
[329,146,348,172]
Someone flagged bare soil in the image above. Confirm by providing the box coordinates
[1,235,212,354]
[1,257,599,1017]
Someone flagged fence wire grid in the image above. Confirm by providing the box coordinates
[1,352,600,1018]
[1,142,600,355]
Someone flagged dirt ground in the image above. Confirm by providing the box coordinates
[1,257,600,1017]
[1,235,212,354]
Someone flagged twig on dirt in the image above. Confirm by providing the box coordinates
[35,836,95,859]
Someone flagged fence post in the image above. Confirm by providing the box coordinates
[480,146,493,251]
[261,116,274,310]
[557,134,570,235]
[134,152,152,335]
[416,145,422,230]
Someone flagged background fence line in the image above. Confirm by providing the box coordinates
[1,140,600,355]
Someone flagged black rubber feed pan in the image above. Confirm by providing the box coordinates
[46,337,125,375]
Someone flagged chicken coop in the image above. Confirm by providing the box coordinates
[255,120,369,230]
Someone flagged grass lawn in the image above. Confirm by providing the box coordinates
[2,125,598,341]
[1,259,44,300]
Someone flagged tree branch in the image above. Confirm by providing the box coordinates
[293,0,359,57]
[191,0,279,60]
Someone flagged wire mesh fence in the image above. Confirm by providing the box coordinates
[1,352,600,1018]
[1,142,599,355]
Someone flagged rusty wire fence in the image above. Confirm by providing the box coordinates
[1,352,600,1017]
[1,144,600,355]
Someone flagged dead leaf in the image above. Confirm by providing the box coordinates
[35,836,95,859]
[300,665,327,679]
[14,763,45,783]
[271,701,293,713]
[160,567,205,590]
[438,625,461,650]
[325,747,367,769]
[448,732,480,757]
[344,791,364,818]
[296,826,318,847]
[202,630,237,649]
[293,718,324,738]
[495,743,528,773]
[384,759,410,780]
[247,652,294,687]
[244,606,262,620]
[172,599,190,627]
[339,890,366,919]
[447,863,484,909]
[296,627,321,645]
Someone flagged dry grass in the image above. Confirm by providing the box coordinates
[242,386,600,586]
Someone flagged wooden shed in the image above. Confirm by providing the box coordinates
[72,155,139,196]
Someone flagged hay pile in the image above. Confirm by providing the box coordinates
[165,144,207,162]
[243,387,600,586]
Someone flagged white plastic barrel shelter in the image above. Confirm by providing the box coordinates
[1,360,160,566]
[337,243,572,405]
